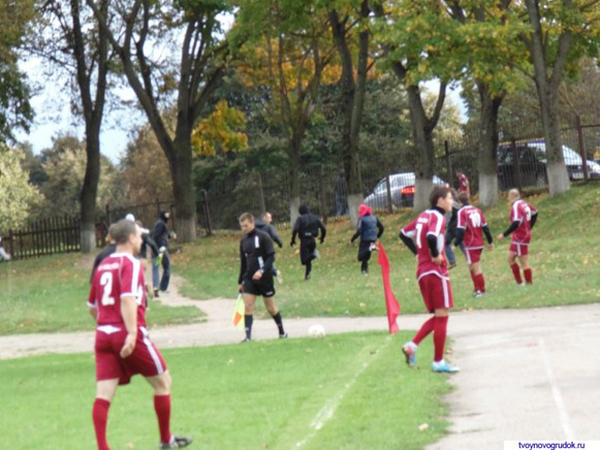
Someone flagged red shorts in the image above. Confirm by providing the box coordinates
[464,248,482,264]
[417,274,454,313]
[509,241,529,256]
[95,325,167,385]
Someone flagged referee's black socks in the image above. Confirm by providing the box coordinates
[244,314,253,340]
[271,312,285,336]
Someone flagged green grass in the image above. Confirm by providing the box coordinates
[0,331,449,450]
[0,254,204,335]
[176,183,600,317]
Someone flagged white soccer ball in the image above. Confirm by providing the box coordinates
[308,324,326,338]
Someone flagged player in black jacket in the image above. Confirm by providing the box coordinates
[291,204,326,280]
[237,213,287,342]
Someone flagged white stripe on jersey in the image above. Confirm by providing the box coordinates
[512,200,523,224]
[140,326,164,375]
[457,206,466,228]
[255,235,260,249]
[442,278,450,308]
[118,253,142,298]
[428,209,444,236]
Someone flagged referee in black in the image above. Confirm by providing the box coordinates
[290,204,326,280]
[237,212,287,342]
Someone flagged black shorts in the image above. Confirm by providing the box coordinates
[300,238,316,265]
[358,240,375,262]
[243,276,275,297]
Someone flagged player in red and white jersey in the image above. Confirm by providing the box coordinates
[456,169,470,196]
[399,186,459,373]
[87,219,192,450]
[454,192,494,297]
[496,189,538,285]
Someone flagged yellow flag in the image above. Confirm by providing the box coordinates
[232,294,245,330]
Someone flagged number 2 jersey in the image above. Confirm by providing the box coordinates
[456,205,488,249]
[88,253,147,327]
[401,208,449,280]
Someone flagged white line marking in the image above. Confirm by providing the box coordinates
[295,339,390,448]
[539,337,575,440]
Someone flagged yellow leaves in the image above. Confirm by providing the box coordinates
[192,101,249,157]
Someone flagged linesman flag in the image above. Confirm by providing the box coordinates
[377,243,400,334]
[232,294,245,330]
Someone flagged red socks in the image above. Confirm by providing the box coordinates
[510,263,522,284]
[470,272,486,293]
[154,395,172,444]
[433,316,449,362]
[413,317,435,345]
[93,398,111,450]
[477,273,485,293]
[524,268,533,284]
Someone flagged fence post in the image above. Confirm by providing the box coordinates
[156,198,161,215]
[576,115,589,181]
[257,173,267,213]
[8,229,14,258]
[444,140,453,185]
[385,174,393,214]
[201,189,213,236]
[512,138,523,192]
[319,165,328,225]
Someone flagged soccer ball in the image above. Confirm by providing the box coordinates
[308,324,326,338]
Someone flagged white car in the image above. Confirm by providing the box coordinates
[364,173,447,209]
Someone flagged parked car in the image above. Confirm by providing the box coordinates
[497,140,600,189]
[364,173,447,209]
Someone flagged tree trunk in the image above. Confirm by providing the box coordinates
[478,83,503,207]
[525,0,571,196]
[407,85,436,212]
[171,133,197,242]
[288,129,304,225]
[80,135,101,252]
[539,88,571,195]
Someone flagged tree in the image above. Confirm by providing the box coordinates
[87,0,238,242]
[0,0,35,142]
[374,0,460,211]
[327,0,374,224]
[0,144,41,231]
[122,125,172,205]
[237,0,334,224]
[33,135,124,219]
[447,0,529,207]
[522,0,600,195]
[37,0,112,252]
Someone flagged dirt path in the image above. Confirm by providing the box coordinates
[1,274,598,448]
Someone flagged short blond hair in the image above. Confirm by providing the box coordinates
[238,212,254,223]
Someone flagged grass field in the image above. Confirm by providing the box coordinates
[0,255,204,335]
[0,331,450,450]
[175,183,600,318]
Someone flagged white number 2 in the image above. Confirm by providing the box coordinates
[100,272,115,306]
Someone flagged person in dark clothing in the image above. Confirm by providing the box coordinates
[350,204,384,275]
[444,191,465,269]
[237,213,287,342]
[255,212,284,283]
[90,224,117,283]
[291,204,326,280]
[152,211,171,297]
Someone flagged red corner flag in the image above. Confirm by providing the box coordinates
[377,243,400,333]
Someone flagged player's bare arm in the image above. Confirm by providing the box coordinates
[120,295,138,358]
[88,305,98,321]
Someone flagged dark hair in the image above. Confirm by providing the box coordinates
[429,186,452,208]
[457,192,469,204]
[238,212,254,223]
[455,169,463,173]
[111,219,138,245]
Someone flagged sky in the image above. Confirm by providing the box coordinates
[15,59,468,164]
